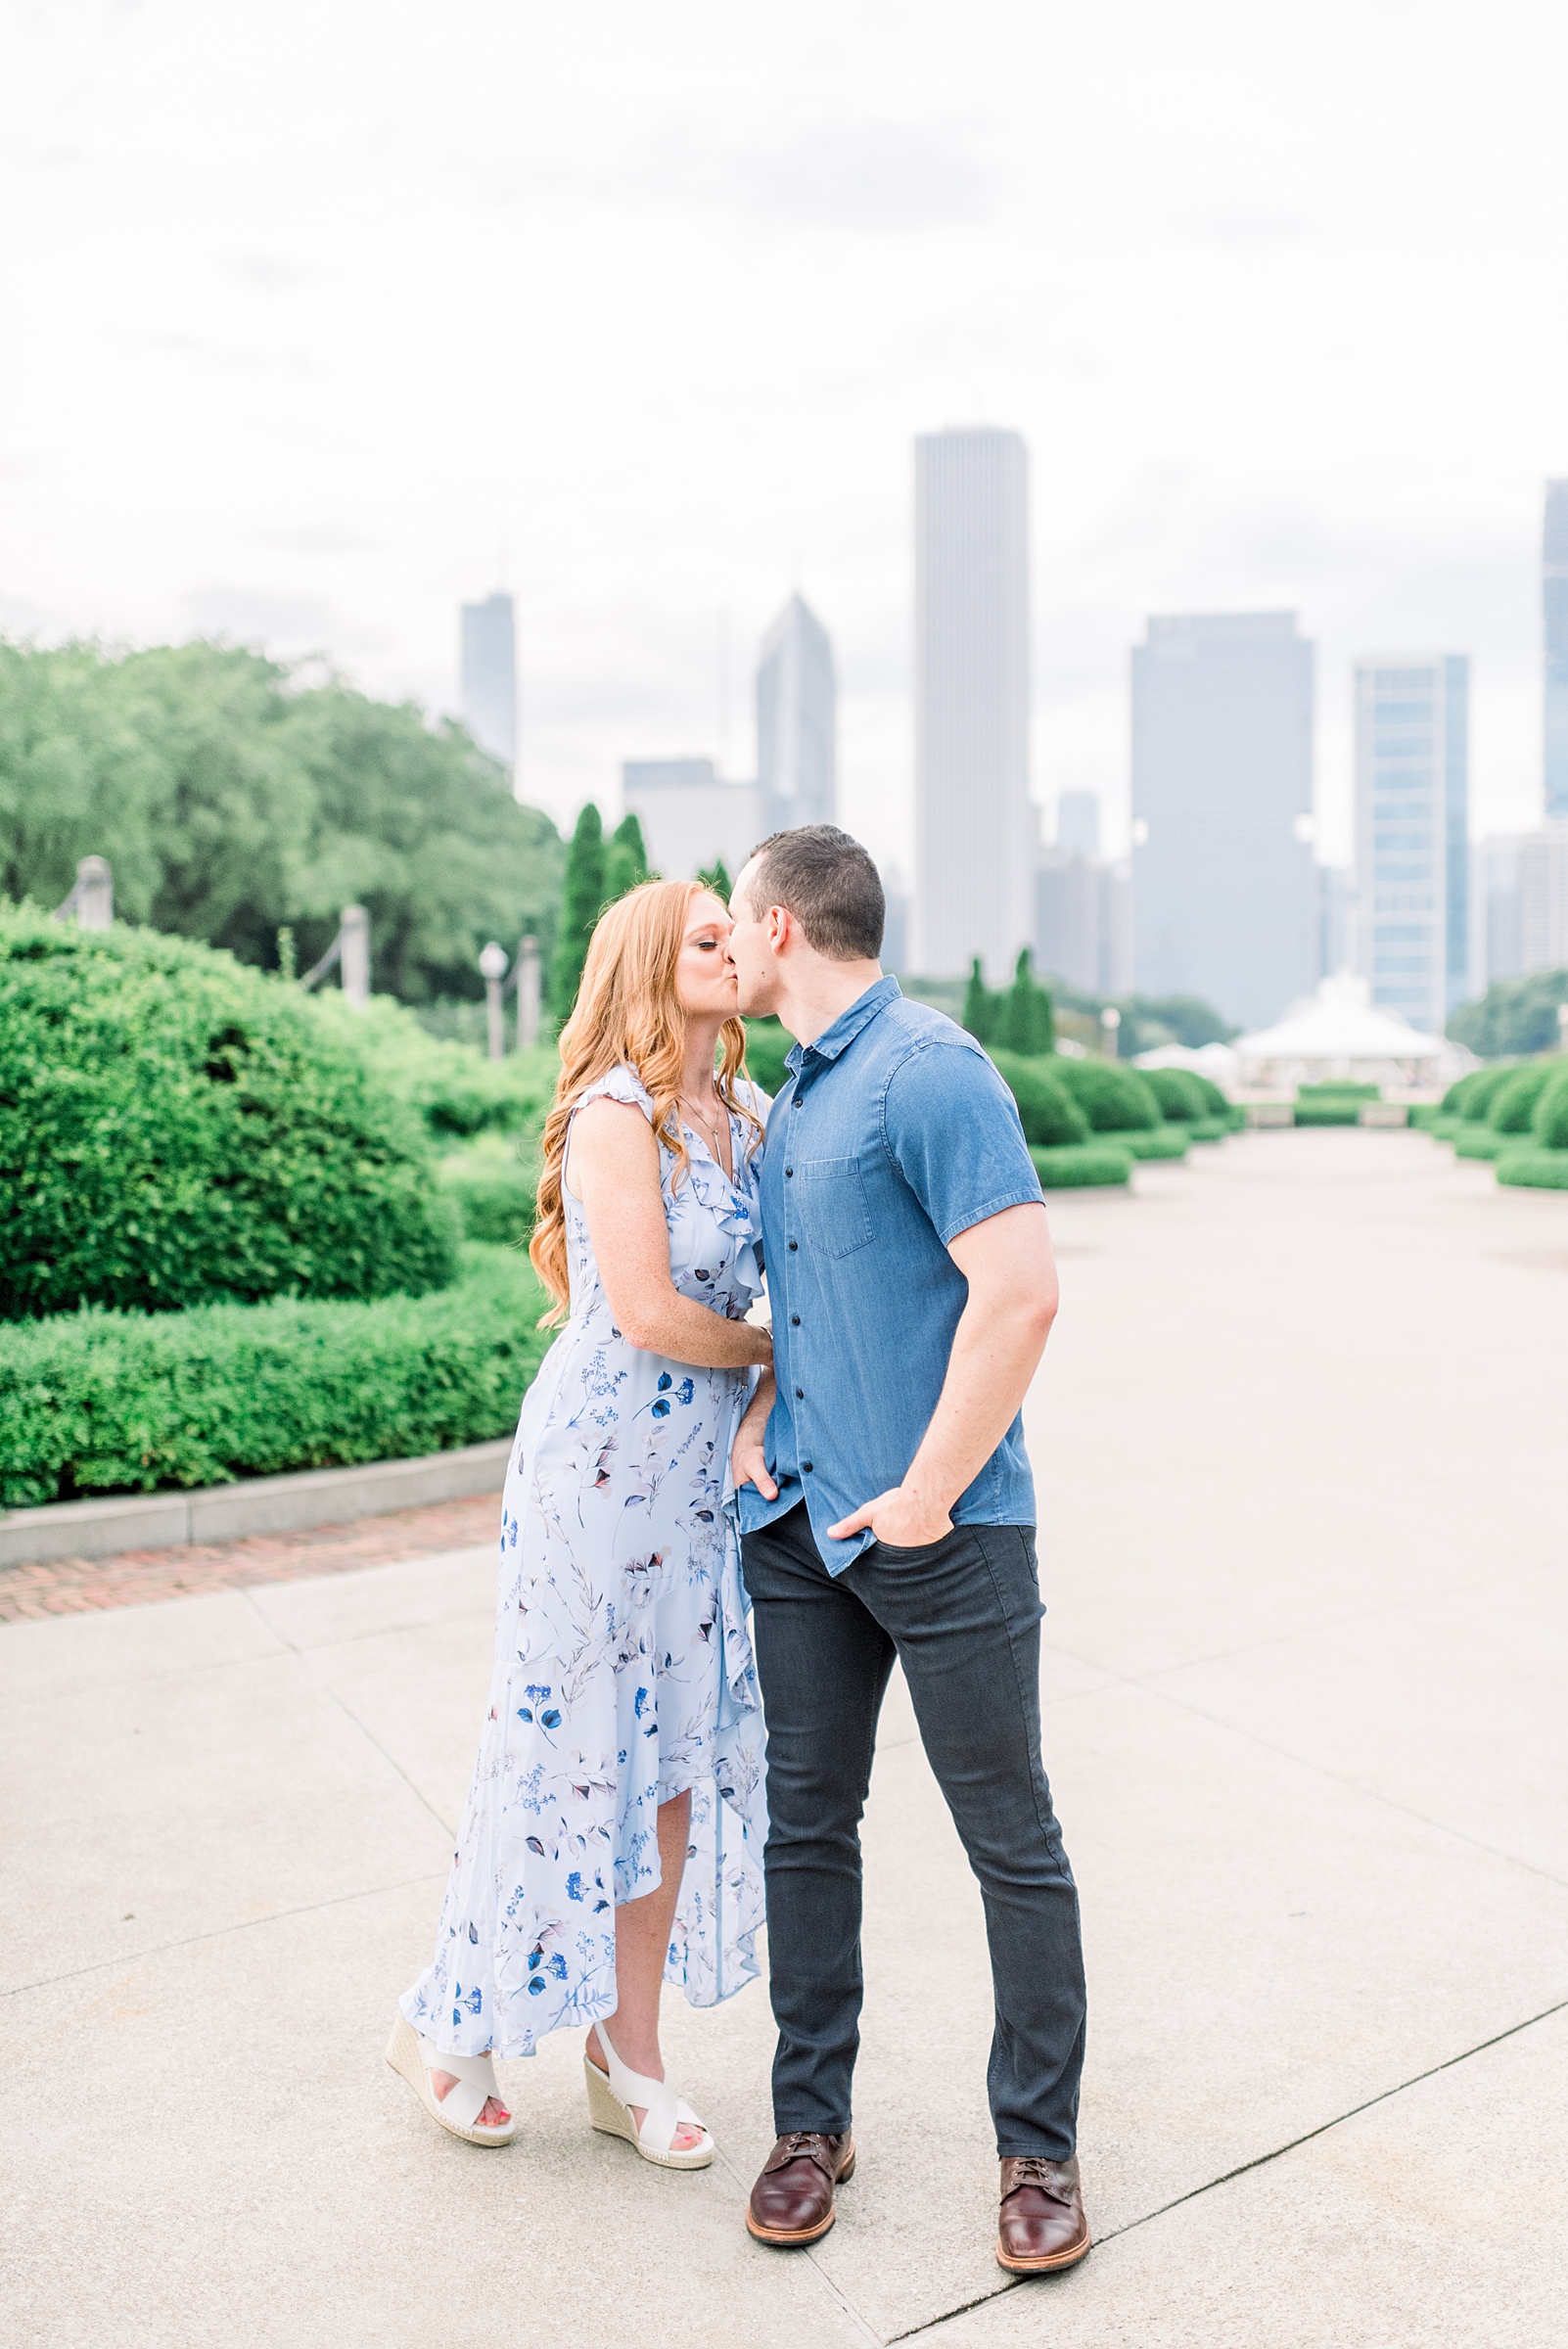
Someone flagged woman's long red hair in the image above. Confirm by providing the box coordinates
[530,878,761,1324]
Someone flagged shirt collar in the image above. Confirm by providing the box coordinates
[785,976,901,1079]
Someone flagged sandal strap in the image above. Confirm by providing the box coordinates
[419,2039,500,2133]
[596,2027,699,2157]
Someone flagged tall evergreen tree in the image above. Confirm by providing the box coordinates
[697,856,732,900]
[999,947,1056,1056]
[604,811,651,902]
[961,955,999,1044]
[550,802,606,1025]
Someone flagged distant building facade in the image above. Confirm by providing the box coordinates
[460,592,517,772]
[914,427,1034,981]
[1054,790,1100,861]
[1317,864,1353,980]
[622,760,761,883]
[1545,482,1568,819]
[1474,835,1526,985]
[1035,852,1131,996]
[1519,822,1568,972]
[757,595,836,837]
[1352,655,1470,1032]
[1130,612,1317,1032]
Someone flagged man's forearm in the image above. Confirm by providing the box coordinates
[901,1297,1049,1518]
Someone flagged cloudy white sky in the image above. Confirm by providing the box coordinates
[3,0,1565,873]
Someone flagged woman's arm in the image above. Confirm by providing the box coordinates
[570,1098,773,1369]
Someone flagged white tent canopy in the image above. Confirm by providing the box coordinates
[1233,974,1472,1088]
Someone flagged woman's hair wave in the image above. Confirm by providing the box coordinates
[529,878,761,1323]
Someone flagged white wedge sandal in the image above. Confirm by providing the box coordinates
[386,2012,517,2146]
[583,2025,715,2170]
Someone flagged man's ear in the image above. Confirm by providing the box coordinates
[766,903,791,955]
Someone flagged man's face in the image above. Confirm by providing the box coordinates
[726,856,782,1018]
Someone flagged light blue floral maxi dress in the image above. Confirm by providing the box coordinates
[401,1064,769,2060]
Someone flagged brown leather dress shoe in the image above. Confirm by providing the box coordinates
[995,2154,1091,2274]
[745,2131,856,2245]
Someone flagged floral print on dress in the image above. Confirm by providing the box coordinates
[400,1063,769,2058]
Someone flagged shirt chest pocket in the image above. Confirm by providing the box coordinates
[793,1157,873,1260]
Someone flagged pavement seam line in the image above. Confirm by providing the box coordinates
[0,1870,448,2003]
[884,1991,1568,2344]
[239,1585,460,1841]
[707,2140,884,2345]
[1132,1675,1568,1896]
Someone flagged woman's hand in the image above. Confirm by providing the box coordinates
[730,1371,778,1499]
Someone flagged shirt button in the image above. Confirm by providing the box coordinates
[784,1166,793,1176]
[802,1461,813,1473]
[793,1096,803,1108]
[790,1314,800,1326]
[788,1240,798,1252]
[794,1387,804,1399]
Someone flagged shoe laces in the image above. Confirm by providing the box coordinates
[1008,2155,1071,2200]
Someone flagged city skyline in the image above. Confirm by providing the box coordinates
[4,1,1566,888]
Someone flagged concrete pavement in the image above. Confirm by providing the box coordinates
[3,1129,1565,2346]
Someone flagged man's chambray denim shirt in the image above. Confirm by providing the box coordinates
[739,977,1045,1572]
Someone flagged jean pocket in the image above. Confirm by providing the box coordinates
[872,1533,950,1563]
[794,1158,873,1259]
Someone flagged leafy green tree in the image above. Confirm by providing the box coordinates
[697,856,732,900]
[0,639,563,1005]
[998,948,1055,1056]
[1448,969,1568,1058]
[961,956,1001,1043]
[605,811,651,902]
[550,802,606,1025]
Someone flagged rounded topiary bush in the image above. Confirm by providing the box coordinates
[0,908,458,1317]
[1454,1063,1520,1125]
[1533,1064,1568,1150]
[1049,1055,1161,1132]
[989,1050,1090,1147]
[1489,1062,1558,1134]
[1140,1067,1210,1124]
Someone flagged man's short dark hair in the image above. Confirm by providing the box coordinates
[742,825,885,962]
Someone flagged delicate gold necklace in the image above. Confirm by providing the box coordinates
[680,1088,727,1156]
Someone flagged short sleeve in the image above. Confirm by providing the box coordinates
[880,1038,1043,1245]
[571,1064,654,1120]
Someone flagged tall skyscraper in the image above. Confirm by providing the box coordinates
[461,592,517,773]
[756,594,836,837]
[622,760,761,883]
[1352,655,1470,1032]
[914,427,1033,981]
[1130,613,1316,1031]
[1054,790,1100,860]
[1545,482,1568,819]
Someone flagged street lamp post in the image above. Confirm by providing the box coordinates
[480,942,509,1061]
[1100,1005,1122,1057]
[517,935,540,1052]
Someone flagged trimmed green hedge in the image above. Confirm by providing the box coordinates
[1141,1067,1210,1124]
[1118,1127,1189,1160]
[440,1138,540,1246]
[1496,1149,1568,1191]
[1,908,458,1318]
[1533,1065,1568,1150]
[1294,1100,1362,1127]
[1298,1081,1379,1100]
[1030,1143,1131,1189]
[0,1245,551,1509]
[1454,1129,1508,1159]
[1050,1056,1162,1132]
[1490,1063,1559,1135]
[1453,1064,1522,1126]
[989,1050,1091,1146]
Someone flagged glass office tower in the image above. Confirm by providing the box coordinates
[1545,482,1568,820]
[1353,655,1470,1030]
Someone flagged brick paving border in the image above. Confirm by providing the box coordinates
[0,1491,502,1623]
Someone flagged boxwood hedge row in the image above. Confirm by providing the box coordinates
[0,1244,551,1508]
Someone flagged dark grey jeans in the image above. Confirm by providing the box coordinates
[741,1502,1086,2159]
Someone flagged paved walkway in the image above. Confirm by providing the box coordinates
[4,1130,1565,2347]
